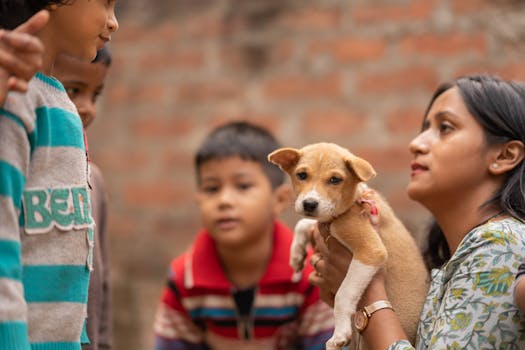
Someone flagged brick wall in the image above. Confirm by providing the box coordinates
[87,0,525,348]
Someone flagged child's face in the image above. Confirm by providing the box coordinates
[53,54,108,129]
[196,156,283,249]
[50,0,118,61]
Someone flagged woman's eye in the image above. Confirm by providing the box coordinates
[329,177,342,185]
[296,172,307,181]
[439,122,454,134]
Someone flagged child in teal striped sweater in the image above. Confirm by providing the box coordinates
[0,1,118,349]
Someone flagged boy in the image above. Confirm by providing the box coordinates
[0,1,117,348]
[153,121,334,350]
[53,47,113,350]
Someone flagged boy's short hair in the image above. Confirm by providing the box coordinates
[93,46,112,67]
[195,121,285,188]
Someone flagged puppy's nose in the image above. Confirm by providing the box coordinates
[303,199,318,213]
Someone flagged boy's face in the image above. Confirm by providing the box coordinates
[196,156,287,249]
[50,0,118,61]
[53,54,108,129]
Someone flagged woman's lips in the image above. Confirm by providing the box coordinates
[410,162,428,177]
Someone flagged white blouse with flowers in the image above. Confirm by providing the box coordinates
[388,217,525,350]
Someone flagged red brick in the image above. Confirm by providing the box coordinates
[106,84,131,104]
[177,80,242,103]
[207,115,283,136]
[353,145,412,172]
[264,73,342,100]
[302,109,366,137]
[187,15,226,39]
[386,107,425,134]
[451,0,491,14]
[454,62,525,82]
[399,32,487,57]
[93,150,151,173]
[123,181,193,207]
[352,0,437,24]
[132,118,193,138]
[107,212,138,237]
[309,37,386,63]
[221,40,294,70]
[281,8,342,30]
[137,50,204,71]
[357,66,438,94]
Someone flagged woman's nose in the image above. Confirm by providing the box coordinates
[409,132,430,156]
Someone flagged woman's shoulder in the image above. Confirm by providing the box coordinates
[448,217,525,272]
[460,217,525,250]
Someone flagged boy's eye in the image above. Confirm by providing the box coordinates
[296,171,308,181]
[237,183,252,191]
[65,87,81,98]
[329,176,342,185]
[202,185,219,194]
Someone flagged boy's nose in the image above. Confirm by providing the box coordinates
[108,12,118,33]
[77,101,96,128]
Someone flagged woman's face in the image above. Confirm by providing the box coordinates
[407,87,493,208]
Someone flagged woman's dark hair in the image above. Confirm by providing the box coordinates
[0,0,71,29]
[423,74,525,269]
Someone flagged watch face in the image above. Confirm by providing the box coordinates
[354,310,368,331]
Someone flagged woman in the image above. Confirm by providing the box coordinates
[310,74,525,349]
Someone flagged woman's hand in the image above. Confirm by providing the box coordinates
[308,222,354,307]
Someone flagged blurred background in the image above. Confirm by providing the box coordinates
[87,0,525,348]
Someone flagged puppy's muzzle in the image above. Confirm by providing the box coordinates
[302,199,318,214]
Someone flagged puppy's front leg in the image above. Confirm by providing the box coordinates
[327,259,379,350]
[290,218,317,271]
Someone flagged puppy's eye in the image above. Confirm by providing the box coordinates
[296,171,308,181]
[329,176,342,185]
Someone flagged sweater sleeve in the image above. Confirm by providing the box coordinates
[0,106,31,350]
[153,266,208,350]
[297,284,334,350]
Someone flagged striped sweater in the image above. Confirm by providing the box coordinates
[0,72,94,350]
[153,221,334,350]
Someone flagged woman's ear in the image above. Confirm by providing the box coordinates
[489,140,525,175]
[272,183,293,216]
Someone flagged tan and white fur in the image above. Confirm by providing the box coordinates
[268,142,429,350]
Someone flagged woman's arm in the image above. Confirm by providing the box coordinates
[308,225,412,350]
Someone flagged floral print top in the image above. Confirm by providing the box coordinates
[388,217,525,350]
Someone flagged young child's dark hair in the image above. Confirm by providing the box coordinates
[93,45,112,67]
[0,0,69,29]
[195,121,285,189]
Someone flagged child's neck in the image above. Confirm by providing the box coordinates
[217,228,274,290]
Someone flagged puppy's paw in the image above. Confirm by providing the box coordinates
[326,327,352,350]
[289,246,306,272]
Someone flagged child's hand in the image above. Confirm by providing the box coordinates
[308,222,354,307]
[0,10,48,104]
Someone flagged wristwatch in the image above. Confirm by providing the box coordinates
[354,300,393,333]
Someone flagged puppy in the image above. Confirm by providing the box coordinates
[268,142,429,350]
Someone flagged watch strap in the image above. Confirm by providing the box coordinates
[363,300,393,317]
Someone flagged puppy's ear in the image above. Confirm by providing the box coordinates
[345,155,376,182]
[268,148,301,173]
